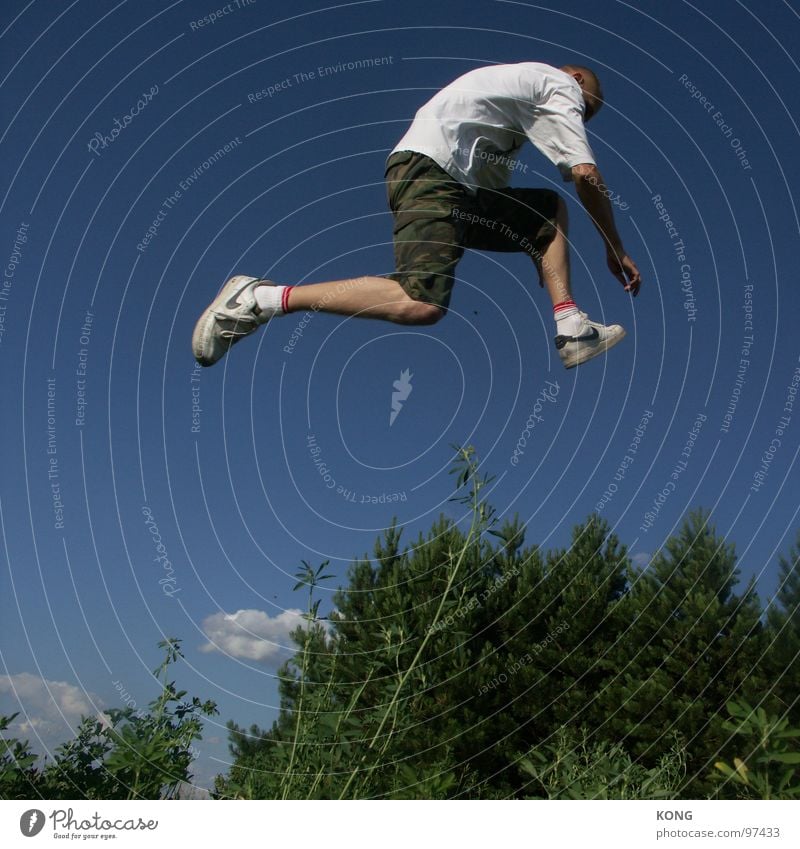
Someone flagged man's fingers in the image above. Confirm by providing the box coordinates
[624,274,640,296]
[622,258,641,296]
[608,253,641,296]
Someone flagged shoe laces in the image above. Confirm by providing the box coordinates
[217,316,257,339]
[219,329,252,340]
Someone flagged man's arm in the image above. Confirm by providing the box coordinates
[572,163,641,296]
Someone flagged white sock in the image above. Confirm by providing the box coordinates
[554,299,583,336]
[254,282,288,316]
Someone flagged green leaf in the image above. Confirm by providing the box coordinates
[771,752,800,764]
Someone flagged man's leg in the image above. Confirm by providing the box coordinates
[282,275,443,325]
[533,195,626,368]
[536,195,573,307]
[191,273,443,366]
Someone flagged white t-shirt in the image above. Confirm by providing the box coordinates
[390,62,596,192]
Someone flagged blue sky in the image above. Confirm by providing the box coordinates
[2,0,799,791]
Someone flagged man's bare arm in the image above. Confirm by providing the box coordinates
[572,163,641,296]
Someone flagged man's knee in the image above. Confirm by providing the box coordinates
[554,193,568,227]
[398,299,445,325]
[386,274,448,323]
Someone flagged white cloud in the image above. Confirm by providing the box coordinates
[631,551,652,569]
[0,673,103,753]
[199,608,306,664]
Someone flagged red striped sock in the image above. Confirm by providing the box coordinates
[553,299,581,335]
[553,299,578,317]
[281,285,294,314]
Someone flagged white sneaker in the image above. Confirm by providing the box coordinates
[192,276,276,367]
[554,312,626,369]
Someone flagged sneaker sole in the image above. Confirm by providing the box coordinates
[192,275,258,367]
[560,327,626,369]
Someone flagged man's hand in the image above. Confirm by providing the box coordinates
[607,250,641,296]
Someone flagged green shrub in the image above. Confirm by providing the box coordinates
[713,700,800,799]
[1,638,216,800]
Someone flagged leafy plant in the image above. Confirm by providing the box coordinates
[1,638,217,800]
[0,714,41,799]
[518,727,686,799]
[98,638,217,798]
[713,700,800,799]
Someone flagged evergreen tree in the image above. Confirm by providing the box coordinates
[597,511,767,795]
[459,514,631,794]
[765,531,800,725]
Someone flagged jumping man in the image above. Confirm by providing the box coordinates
[192,61,641,369]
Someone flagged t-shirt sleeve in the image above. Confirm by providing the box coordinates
[523,88,597,182]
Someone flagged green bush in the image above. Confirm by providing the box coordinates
[518,726,686,799]
[0,638,216,800]
[713,700,800,799]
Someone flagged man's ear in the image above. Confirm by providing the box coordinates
[573,71,585,86]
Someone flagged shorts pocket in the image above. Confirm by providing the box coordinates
[392,204,455,236]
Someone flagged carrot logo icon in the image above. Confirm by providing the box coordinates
[390,369,413,426]
[19,809,45,837]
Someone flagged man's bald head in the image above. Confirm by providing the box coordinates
[560,64,603,121]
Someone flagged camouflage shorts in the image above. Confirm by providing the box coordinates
[384,150,559,310]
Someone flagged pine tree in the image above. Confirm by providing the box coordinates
[764,531,800,724]
[597,511,767,795]
[454,514,631,794]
